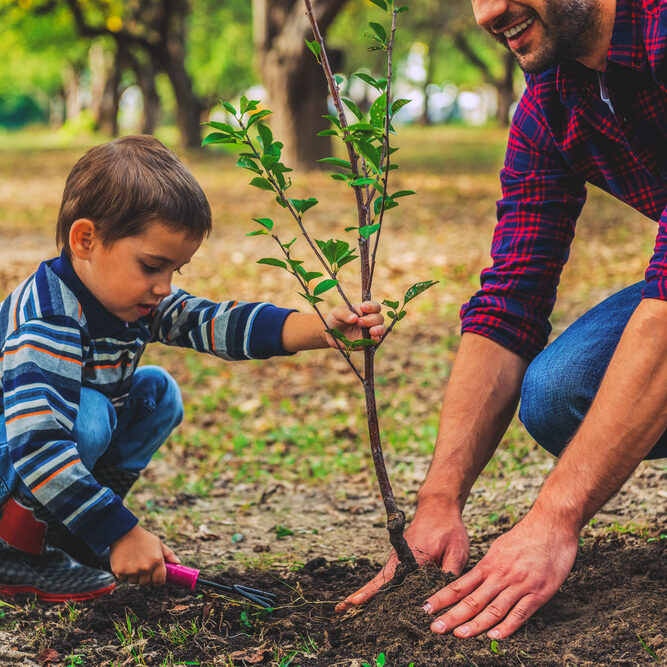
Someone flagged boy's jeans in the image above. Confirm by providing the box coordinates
[0,366,183,501]
[520,281,667,459]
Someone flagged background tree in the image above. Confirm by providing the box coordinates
[252,0,348,169]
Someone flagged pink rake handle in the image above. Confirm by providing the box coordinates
[164,562,200,591]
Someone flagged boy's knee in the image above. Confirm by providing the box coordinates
[73,389,117,467]
[136,366,183,427]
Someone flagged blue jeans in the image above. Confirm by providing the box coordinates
[0,366,183,501]
[520,282,667,459]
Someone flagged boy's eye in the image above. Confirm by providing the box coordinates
[140,262,161,274]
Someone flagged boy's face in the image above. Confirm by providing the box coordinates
[73,219,202,322]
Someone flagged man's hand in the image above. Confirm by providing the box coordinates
[324,301,385,349]
[109,524,180,587]
[336,503,469,612]
[424,511,578,639]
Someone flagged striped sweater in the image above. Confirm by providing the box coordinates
[0,252,294,553]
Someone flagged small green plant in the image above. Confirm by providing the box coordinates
[112,609,148,666]
[58,602,80,623]
[490,639,506,655]
[637,634,658,661]
[204,0,433,568]
[68,653,84,666]
[362,652,386,667]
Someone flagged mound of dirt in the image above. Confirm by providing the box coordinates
[6,535,665,665]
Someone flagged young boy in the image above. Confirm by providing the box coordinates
[0,135,384,602]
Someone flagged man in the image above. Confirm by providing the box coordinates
[338,0,666,640]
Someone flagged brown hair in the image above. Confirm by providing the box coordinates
[56,135,212,254]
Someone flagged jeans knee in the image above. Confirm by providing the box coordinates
[137,366,183,429]
[74,389,117,468]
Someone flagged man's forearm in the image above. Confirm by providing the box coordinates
[419,333,529,512]
[533,298,667,531]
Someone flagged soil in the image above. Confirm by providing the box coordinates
[3,534,664,666]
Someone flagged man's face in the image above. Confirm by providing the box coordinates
[79,220,201,323]
[471,0,602,73]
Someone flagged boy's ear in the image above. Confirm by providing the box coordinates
[69,219,98,259]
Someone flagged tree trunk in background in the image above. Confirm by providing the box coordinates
[496,51,516,126]
[63,65,82,121]
[253,0,347,169]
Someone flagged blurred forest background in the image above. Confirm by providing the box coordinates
[0,0,521,165]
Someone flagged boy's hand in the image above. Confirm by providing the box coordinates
[324,301,385,349]
[109,524,180,587]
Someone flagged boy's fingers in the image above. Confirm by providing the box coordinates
[360,300,381,313]
[152,561,167,587]
[162,543,181,564]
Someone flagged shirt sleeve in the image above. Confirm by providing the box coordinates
[1,318,138,554]
[150,288,296,359]
[460,85,588,360]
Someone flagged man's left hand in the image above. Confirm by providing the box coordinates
[423,511,579,639]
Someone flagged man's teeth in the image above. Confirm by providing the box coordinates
[504,16,535,38]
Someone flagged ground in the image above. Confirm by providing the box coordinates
[0,126,664,666]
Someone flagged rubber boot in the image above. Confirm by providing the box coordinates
[0,495,115,602]
[24,461,140,569]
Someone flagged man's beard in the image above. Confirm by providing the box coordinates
[487,1,603,73]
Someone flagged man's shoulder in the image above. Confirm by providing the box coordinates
[0,260,86,344]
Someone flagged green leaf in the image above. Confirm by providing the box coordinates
[317,129,339,137]
[334,74,344,85]
[246,230,266,237]
[303,271,323,283]
[391,98,411,115]
[222,102,236,115]
[343,98,363,120]
[396,5,409,12]
[305,39,321,60]
[370,93,387,127]
[313,278,339,296]
[275,524,294,539]
[382,299,399,310]
[358,223,381,239]
[287,259,304,272]
[257,257,286,269]
[298,292,324,306]
[347,121,377,133]
[392,189,416,198]
[318,157,351,169]
[397,310,407,320]
[246,109,272,128]
[206,120,236,134]
[290,197,318,214]
[202,132,234,147]
[282,237,297,250]
[344,226,358,232]
[356,140,382,170]
[349,338,376,347]
[376,77,388,91]
[367,0,387,10]
[237,156,261,172]
[354,72,379,88]
[376,653,386,667]
[331,174,349,182]
[404,280,438,303]
[325,328,353,346]
[249,177,274,192]
[368,22,387,43]
[260,154,280,170]
[252,217,274,230]
[257,123,273,151]
[336,253,357,269]
[350,177,377,187]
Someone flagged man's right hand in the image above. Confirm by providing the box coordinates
[335,503,470,612]
[109,524,180,587]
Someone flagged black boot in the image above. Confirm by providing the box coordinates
[0,496,115,602]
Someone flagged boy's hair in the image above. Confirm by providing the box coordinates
[56,135,212,254]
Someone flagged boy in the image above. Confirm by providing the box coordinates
[0,135,384,601]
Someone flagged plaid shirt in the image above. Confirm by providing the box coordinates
[460,0,667,359]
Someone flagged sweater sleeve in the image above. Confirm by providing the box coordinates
[1,318,138,554]
[460,86,587,360]
[150,288,296,359]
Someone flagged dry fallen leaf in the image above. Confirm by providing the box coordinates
[36,648,60,664]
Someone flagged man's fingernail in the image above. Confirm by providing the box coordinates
[431,620,446,633]
[423,603,432,614]
[489,629,500,639]
[458,626,470,637]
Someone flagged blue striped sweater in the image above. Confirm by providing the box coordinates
[0,252,294,553]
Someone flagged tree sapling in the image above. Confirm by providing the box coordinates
[203,0,435,570]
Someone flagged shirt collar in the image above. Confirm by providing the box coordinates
[605,0,646,70]
[49,250,128,337]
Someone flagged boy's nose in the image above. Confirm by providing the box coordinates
[152,276,172,298]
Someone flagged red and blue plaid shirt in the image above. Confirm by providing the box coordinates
[460,0,667,359]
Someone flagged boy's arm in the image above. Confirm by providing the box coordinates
[1,319,138,554]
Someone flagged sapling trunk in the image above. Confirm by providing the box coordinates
[204,0,434,574]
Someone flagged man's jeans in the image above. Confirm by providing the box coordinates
[0,366,183,501]
[520,281,667,459]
